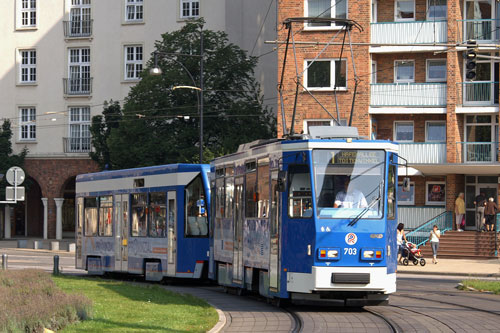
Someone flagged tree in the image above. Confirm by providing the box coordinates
[99,19,275,169]
[0,120,28,196]
[89,100,122,169]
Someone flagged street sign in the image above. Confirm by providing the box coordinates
[6,186,25,201]
[6,166,25,186]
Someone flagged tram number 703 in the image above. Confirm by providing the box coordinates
[344,248,357,255]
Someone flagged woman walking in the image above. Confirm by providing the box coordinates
[429,225,440,264]
[397,223,407,264]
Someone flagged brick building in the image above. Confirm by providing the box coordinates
[278,0,500,230]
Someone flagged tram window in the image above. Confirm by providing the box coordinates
[185,175,208,237]
[216,177,225,218]
[131,193,147,237]
[257,161,270,218]
[98,196,113,237]
[225,176,234,218]
[84,197,98,236]
[245,170,258,218]
[388,164,396,219]
[288,165,313,218]
[148,192,166,237]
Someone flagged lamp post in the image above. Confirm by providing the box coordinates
[149,27,204,163]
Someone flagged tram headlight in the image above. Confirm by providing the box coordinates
[317,248,340,260]
[361,248,383,260]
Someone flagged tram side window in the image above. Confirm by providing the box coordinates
[149,192,166,237]
[84,197,98,236]
[257,161,270,218]
[215,177,225,218]
[288,165,313,218]
[225,176,234,218]
[388,164,396,220]
[131,193,147,237]
[98,196,113,236]
[245,167,257,218]
[185,175,208,237]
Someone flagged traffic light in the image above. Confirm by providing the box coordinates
[465,39,477,80]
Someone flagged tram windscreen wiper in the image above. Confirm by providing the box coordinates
[348,182,383,227]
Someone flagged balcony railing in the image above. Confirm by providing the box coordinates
[398,206,447,231]
[63,77,92,96]
[63,20,93,38]
[371,21,447,45]
[456,19,500,43]
[398,142,447,164]
[63,137,91,153]
[370,83,447,107]
[456,142,499,163]
[457,82,499,106]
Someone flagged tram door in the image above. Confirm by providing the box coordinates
[232,177,244,282]
[167,191,177,276]
[114,194,129,271]
[269,172,280,291]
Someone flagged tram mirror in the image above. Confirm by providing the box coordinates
[402,177,411,192]
[277,170,287,192]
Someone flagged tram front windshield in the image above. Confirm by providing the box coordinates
[313,149,385,219]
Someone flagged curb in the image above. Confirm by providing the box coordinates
[397,271,500,278]
[0,247,74,255]
[207,308,227,333]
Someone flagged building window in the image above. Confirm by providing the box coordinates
[427,59,446,82]
[125,0,143,22]
[124,45,143,80]
[18,0,37,28]
[397,182,415,205]
[426,121,446,142]
[426,181,446,205]
[303,119,348,134]
[428,0,447,20]
[68,48,91,94]
[305,0,347,27]
[69,0,92,37]
[19,50,36,83]
[69,107,91,152]
[394,121,413,142]
[305,59,347,90]
[19,107,36,141]
[394,60,414,83]
[180,0,200,18]
[395,0,415,21]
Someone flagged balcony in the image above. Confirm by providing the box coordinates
[456,142,499,163]
[398,142,447,164]
[370,83,447,107]
[456,19,500,43]
[371,21,447,45]
[63,20,93,38]
[63,77,92,96]
[457,82,499,106]
[63,137,91,153]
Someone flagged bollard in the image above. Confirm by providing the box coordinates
[2,254,7,270]
[53,255,59,275]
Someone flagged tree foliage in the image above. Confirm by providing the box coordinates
[0,120,28,194]
[93,19,275,169]
[89,101,122,169]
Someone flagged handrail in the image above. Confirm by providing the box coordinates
[372,20,447,24]
[406,211,452,248]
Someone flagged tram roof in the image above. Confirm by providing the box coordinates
[76,163,210,183]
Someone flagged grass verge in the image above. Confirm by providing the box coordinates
[0,270,92,332]
[53,275,218,332]
[460,279,500,294]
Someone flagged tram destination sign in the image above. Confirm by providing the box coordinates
[330,150,382,165]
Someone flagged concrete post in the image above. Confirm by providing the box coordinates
[4,205,10,239]
[41,198,48,239]
[54,198,64,240]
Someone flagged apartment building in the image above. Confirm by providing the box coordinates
[278,0,499,230]
[0,0,277,240]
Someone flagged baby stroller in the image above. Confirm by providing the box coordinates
[401,241,426,266]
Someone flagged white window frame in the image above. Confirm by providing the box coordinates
[304,59,348,91]
[425,120,446,142]
[426,59,447,82]
[68,0,92,36]
[397,181,415,205]
[427,0,447,20]
[69,106,91,151]
[19,107,36,141]
[125,0,143,22]
[19,49,36,84]
[68,48,91,94]
[16,0,37,29]
[124,45,143,81]
[180,0,200,19]
[425,181,446,206]
[394,60,415,83]
[371,60,377,83]
[303,118,348,134]
[394,121,414,142]
[394,0,415,22]
[304,0,348,30]
[372,0,378,23]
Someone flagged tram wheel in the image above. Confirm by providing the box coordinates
[420,259,426,266]
[402,258,409,266]
[413,259,419,265]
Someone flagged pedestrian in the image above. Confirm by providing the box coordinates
[484,197,498,232]
[474,192,487,231]
[455,192,465,232]
[429,225,440,264]
[397,223,407,264]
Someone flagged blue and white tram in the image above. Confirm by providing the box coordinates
[210,129,401,306]
[75,164,210,281]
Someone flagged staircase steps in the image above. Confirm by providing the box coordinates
[419,231,500,259]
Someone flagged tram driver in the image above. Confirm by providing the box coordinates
[333,178,368,209]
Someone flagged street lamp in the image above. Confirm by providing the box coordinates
[149,28,204,163]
